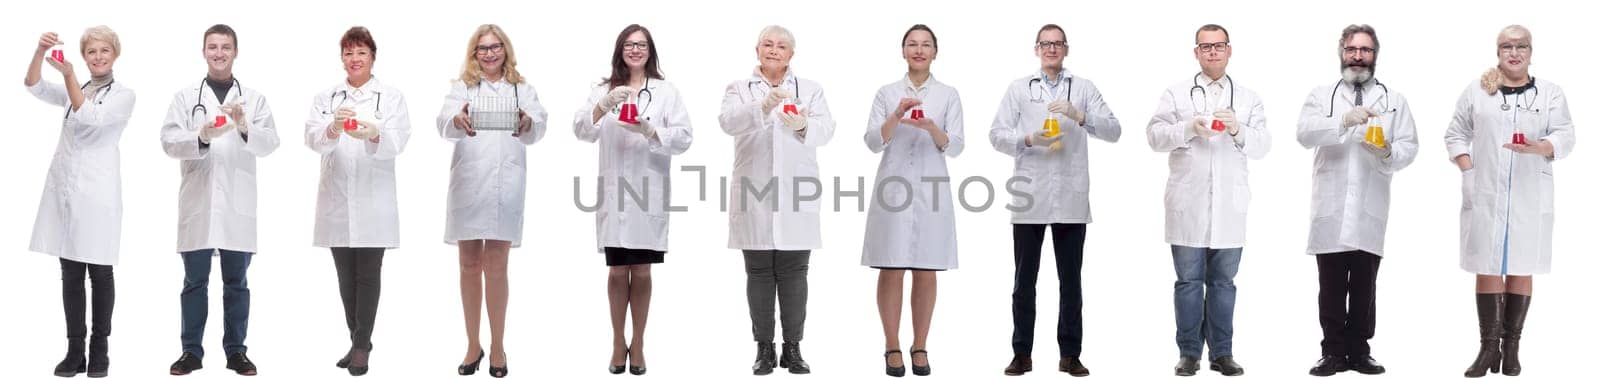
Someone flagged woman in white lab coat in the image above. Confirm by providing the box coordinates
[436,24,545,378]
[717,25,834,375]
[572,24,692,375]
[861,24,964,377]
[303,26,412,376]
[1448,25,1574,378]
[24,26,134,378]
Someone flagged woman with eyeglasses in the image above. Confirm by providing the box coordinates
[304,26,413,376]
[862,24,965,377]
[572,23,693,376]
[437,24,547,378]
[1447,25,1574,378]
[24,25,135,378]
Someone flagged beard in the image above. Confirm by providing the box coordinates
[1341,63,1374,84]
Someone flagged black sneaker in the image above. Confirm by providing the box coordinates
[227,352,258,376]
[169,352,203,375]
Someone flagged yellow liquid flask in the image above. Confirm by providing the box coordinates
[1363,125,1386,148]
[1043,116,1060,137]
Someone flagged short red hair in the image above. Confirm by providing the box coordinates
[340,26,377,59]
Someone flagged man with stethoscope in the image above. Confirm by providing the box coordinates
[1294,24,1417,377]
[158,24,278,376]
[990,23,1120,378]
[1144,24,1268,377]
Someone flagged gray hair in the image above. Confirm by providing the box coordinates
[1339,24,1378,53]
[80,25,121,57]
[756,25,795,50]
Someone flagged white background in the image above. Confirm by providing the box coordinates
[1,0,1595,377]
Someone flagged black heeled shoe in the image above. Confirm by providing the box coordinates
[609,347,627,374]
[910,350,931,376]
[884,350,905,377]
[627,347,646,375]
[459,348,485,375]
[489,365,508,377]
[337,349,353,369]
[347,348,370,376]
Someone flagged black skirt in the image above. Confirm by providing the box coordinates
[605,247,665,266]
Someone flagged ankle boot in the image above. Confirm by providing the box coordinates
[86,336,108,377]
[1463,293,1503,377]
[1501,294,1531,376]
[752,342,776,375]
[780,342,810,374]
[54,337,86,377]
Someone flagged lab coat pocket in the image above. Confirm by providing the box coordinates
[1460,168,1476,210]
[1230,183,1251,214]
[1361,171,1392,219]
[232,170,257,217]
[1538,169,1553,214]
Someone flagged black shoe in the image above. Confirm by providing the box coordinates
[1209,356,1244,376]
[884,350,905,377]
[609,347,628,374]
[459,348,485,375]
[489,365,508,377]
[628,348,646,376]
[226,352,258,376]
[86,337,109,378]
[1348,355,1385,375]
[169,352,203,375]
[910,350,930,376]
[1308,355,1347,376]
[1059,357,1090,377]
[780,342,810,374]
[752,343,776,375]
[1465,293,1504,377]
[337,349,353,369]
[1502,294,1531,376]
[347,348,370,376]
[1004,354,1032,376]
[54,338,87,378]
[1174,357,1199,376]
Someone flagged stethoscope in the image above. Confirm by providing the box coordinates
[1027,75,1072,103]
[1323,79,1394,118]
[189,78,242,122]
[744,75,801,106]
[1499,80,1540,113]
[62,79,115,120]
[1188,72,1234,112]
[323,88,384,119]
[610,77,654,116]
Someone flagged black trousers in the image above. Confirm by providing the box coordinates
[743,250,810,343]
[331,248,385,351]
[1316,251,1381,357]
[1011,223,1086,357]
[61,259,115,345]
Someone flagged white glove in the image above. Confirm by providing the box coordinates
[221,103,247,136]
[1191,116,1221,139]
[1025,130,1061,148]
[1048,99,1085,124]
[345,121,380,141]
[1215,109,1239,136]
[618,117,657,140]
[199,120,231,143]
[1341,107,1375,129]
[762,89,793,114]
[779,109,807,131]
[1361,140,1391,160]
[597,86,633,112]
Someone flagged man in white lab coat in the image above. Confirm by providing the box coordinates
[158,24,278,376]
[991,24,1120,377]
[1295,24,1417,377]
[1145,24,1269,377]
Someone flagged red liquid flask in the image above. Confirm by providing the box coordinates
[1512,132,1527,145]
[51,49,64,63]
[783,103,799,115]
[344,118,359,131]
[910,109,925,120]
[214,116,227,128]
[1211,119,1226,131]
[618,103,639,124]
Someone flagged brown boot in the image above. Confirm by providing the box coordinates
[1463,293,1503,377]
[1501,294,1531,376]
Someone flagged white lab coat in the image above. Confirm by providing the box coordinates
[861,75,964,270]
[988,71,1122,224]
[303,77,412,248]
[1445,78,1575,275]
[719,69,836,251]
[573,80,693,252]
[26,80,136,265]
[1146,74,1270,249]
[1296,80,1418,256]
[160,81,280,254]
[436,79,548,247]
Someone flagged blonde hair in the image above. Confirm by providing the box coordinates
[756,25,795,50]
[80,25,121,57]
[460,24,523,86]
[1498,25,1532,43]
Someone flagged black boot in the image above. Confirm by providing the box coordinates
[780,342,810,374]
[752,343,776,375]
[53,337,86,377]
[86,336,109,378]
[1463,293,1503,377]
[1501,294,1531,376]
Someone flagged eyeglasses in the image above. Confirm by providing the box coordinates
[475,43,504,55]
[622,41,650,51]
[1036,40,1067,50]
[1498,43,1532,54]
[1196,42,1230,52]
[1342,46,1375,55]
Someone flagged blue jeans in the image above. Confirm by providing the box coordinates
[180,249,253,358]
[1170,245,1241,360]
